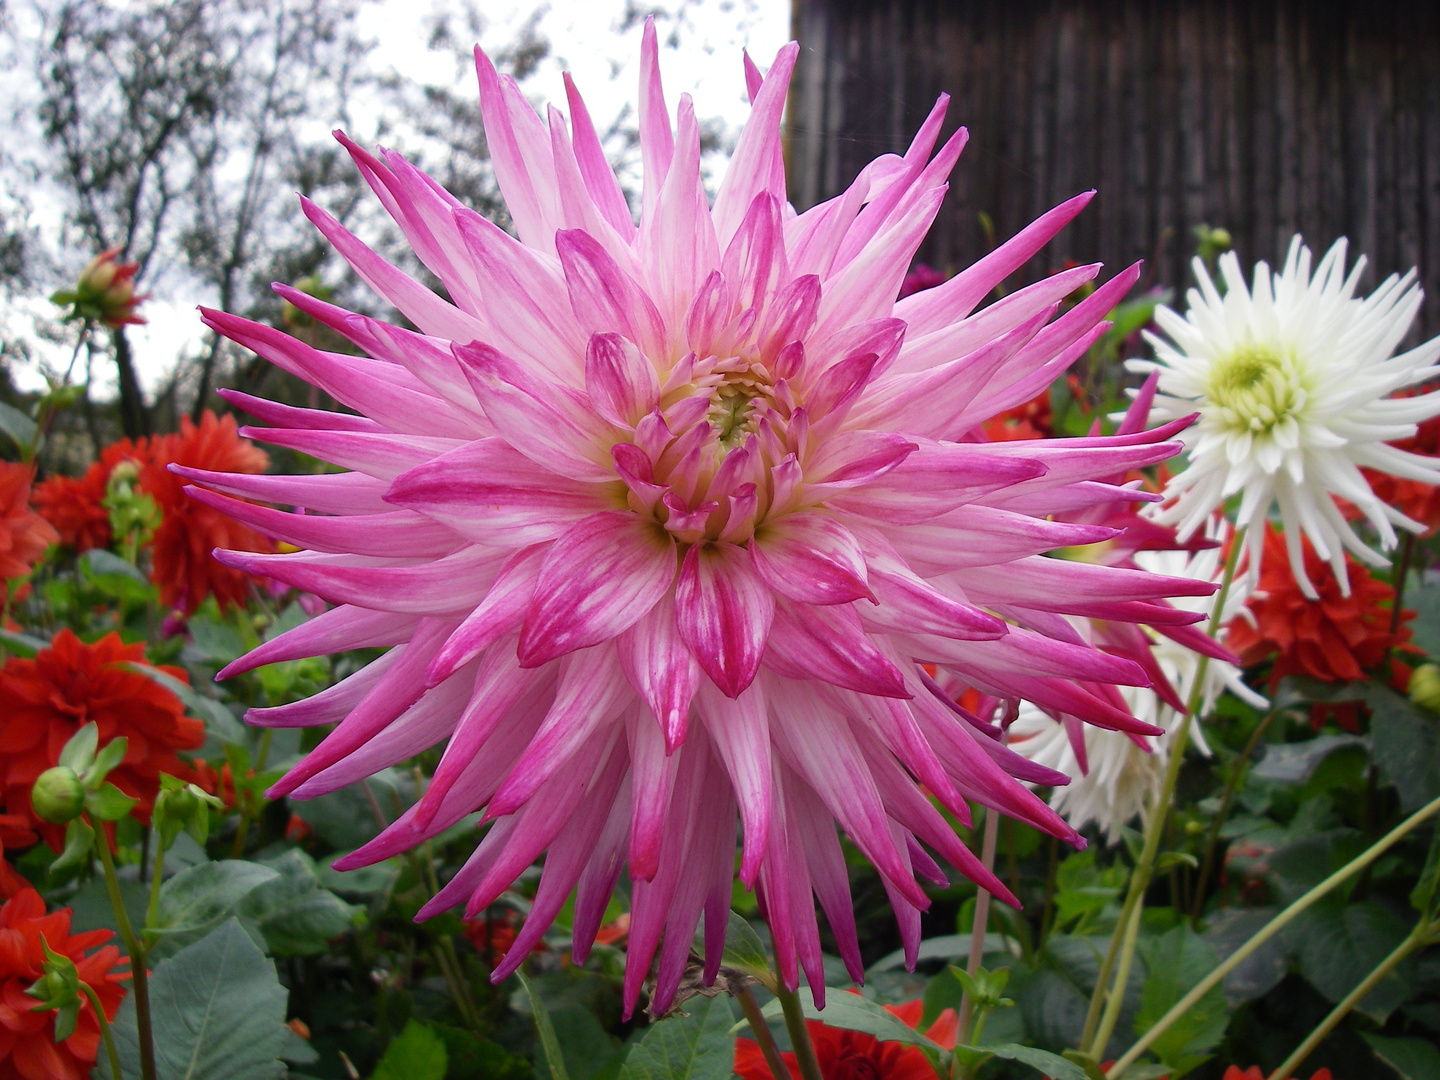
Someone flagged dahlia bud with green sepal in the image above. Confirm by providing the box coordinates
[31,767,86,825]
[154,774,225,848]
[1410,663,1440,712]
[49,247,148,328]
[25,941,84,1042]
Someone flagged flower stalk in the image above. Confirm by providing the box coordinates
[81,981,124,1080]
[92,815,157,1080]
[775,981,825,1080]
[736,985,791,1080]
[1082,526,1247,1056]
[1107,791,1440,1077]
[957,803,1002,1046]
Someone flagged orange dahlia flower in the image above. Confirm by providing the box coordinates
[1227,526,1412,687]
[141,412,271,614]
[32,438,152,553]
[0,888,127,1080]
[0,464,58,599]
[735,997,957,1080]
[0,630,206,849]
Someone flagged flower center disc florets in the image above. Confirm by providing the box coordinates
[1207,342,1307,436]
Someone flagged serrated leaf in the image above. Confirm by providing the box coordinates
[372,1020,447,1080]
[1367,686,1440,813]
[1363,1033,1440,1080]
[0,400,36,451]
[1287,899,1415,1022]
[974,1043,1088,1080]
[97,919,288,1080]
[1250,734,1367,784]
[237,850,360,956]
[618,995,735,1080]
[754,992,941,1051]
[1134,925,1227,1072]
[151,860,280,956]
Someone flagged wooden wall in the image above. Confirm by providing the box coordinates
[787,0,1440,336]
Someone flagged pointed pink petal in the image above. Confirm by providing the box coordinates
[764,600,909,698]
[563,72,635,238]
[675,542,775,698]
[712,41,799,246]
[697,681,771,885]
[750,512,874,606]
[617,586,701,751]
[426,545,547,686]
[559,229,668,362]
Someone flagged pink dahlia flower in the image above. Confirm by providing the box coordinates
[184,23,1214,1014]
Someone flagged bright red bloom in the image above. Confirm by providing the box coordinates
[982,388,1054,442]
[0,464,58,600]
[0,888,127,1080]
[0,630,206,849]
[0,816,35,900]
[1221,1069,1332,1080]
[735,997,957,1080]
[1227,526,1413,687]
[140,412,271,613]
[462,910,548,964]
[33,438,152,553]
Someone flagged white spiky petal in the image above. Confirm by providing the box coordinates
[1131,235,1440,598]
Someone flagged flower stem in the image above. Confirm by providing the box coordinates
[81,981,123,1080]
[1082,526,1247,1057]
[1267,918,1437,1080]
[1190,706,1280,926]
[92,819,156,1080]
[736,985,791,1080]
[144,827,169,944]
[1089,889,1145,1057]
[775,982,824,1080]
[1107,792,1440,1077]
[957,803,1002,1045]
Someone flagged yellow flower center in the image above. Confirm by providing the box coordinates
[1207,343,1307,435]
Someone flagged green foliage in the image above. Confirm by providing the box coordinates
[98,919,290,1080]
[617,996,735,1080]
[371,1020,448,1080]
[1133,926,1227,1076]
[236,849,363,956]
[1363,1034,1440,1080]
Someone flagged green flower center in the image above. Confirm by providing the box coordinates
[1207,343,1307,434]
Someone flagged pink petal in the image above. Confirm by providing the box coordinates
[764,600,909,698]
[749,512,874,606]
[558,229,668,362]
[617,586,701,751]
[675,542,775,698]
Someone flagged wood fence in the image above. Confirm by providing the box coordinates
[787,0,1440,336]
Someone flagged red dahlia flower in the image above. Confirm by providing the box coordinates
[187,21,1216,1015]
[1227,525,1412,687]
[0,630,206,848]
[0,888,127,1080]
[735,997,957,1080]
[32,439,151,554]
[0,464,58,600]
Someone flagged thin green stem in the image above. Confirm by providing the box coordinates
[143,827,168,944]
[1082,526,1247,1056]
[1108,793,1440,1077]
[775,983,825,1080]
[957,804,1002,1045]
[737,985,790,1080]
[81,981,123,1080]
[229,729,273,859]
[1090,892,1145,1057]
[1268,920,1436,1080]
[1191,707,1280,926]
[92,819,156,1080]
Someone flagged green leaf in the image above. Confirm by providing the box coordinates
[85,782,139,821]
[1201,907,1289,1005]
[1363,1034,1440,1080]
[152,860,280,956]
[617,995,736,1080]
[974,1043,1089,1080]
[518,967,571,1080]
[1250,734,1367,784]
[429,1024,531,1080]
[708,911,776,991]
[0,400,36,452]
[867,933,1013,975]
[1411,822,1440,917]
[80,548,155,604]
[237,850,361,956]
[1368,686,1440,813]
[1287,899,1415,1021]
[50,818,95,876]
[86,737,129,785]
[754,992,941,1051]
[0,627,47,658]
[122,661,248,744]
[1134,925,1227,1074]
[97,919,289,1080]
[372,1020,448,1080]
[58,724,99,772]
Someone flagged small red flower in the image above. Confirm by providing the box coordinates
[140,411,272,614]
[0,464,58,602]
[462,910,548,964]
[0,888,127,1080]
[1221,1069,1332,1080]
[982,388,1054,442]
[33,438,153,553]
[0,630,207,849]
[1358,387,1440,536]
[1227,526,1413,688]
[898,263,946,300]
[735,996,957,1080]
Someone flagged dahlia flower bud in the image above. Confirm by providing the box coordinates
[31,767,86,825]
[25,942,84,1042]
[1409,663,1440,712]
[50,247,148,329]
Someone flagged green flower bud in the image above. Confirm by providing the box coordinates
[1410,663,1440,712]
[31,767,86,825]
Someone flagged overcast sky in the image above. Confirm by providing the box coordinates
[8,0,792,395]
